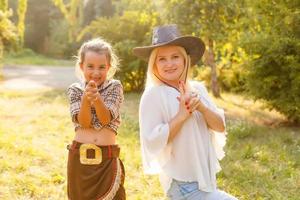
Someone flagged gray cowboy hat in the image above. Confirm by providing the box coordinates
[133,24,205,66]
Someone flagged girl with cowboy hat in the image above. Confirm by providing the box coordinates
[134,24,237,199]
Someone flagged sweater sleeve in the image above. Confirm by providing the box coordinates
[193,81,227,160]
[139,87,172,174]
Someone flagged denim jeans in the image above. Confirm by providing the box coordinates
[167,179,238,200]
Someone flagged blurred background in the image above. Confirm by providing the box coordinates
[0,0,299,199]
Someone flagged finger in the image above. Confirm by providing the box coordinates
[91,93,99,100]
[190,99,201,112]
[181,81,187,94]
[86,92,96,99]
[88,80,97,88]
[188,97,198,109]
[87,96,93,102]
[180,80,186,94]
[85,91,92,96]
[178,81,185,96]
[90,88,98,93]
[85,85,93,92]
[90,97,97,103]
[181,81,191,104]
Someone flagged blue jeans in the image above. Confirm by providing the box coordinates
[167,179,238,200]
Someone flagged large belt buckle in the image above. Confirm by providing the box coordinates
[79,144,102,165]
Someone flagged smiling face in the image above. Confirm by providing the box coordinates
[80,51,110,86]
[154,45,186,86]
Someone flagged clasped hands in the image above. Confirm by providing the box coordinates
[84,80,101,105]
[177,81,207,117]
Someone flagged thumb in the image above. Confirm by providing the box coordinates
[178,81,184,96]
[89,80,96,87]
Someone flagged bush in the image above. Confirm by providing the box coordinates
[0,9,18,59]
[242,35,300,123]
[239,0,300,123]
[78,10,159,91]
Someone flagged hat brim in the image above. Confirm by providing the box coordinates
[133,36,205,66]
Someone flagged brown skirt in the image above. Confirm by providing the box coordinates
[67,141,126,200]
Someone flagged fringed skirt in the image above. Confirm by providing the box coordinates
[67,141,126,200]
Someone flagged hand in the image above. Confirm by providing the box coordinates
[175,81,191,121]
[177,81,207,114]
[84,80,100,105]
[188,91,210,114]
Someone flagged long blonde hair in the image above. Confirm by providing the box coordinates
[145,45,191,89]
[75,38,119,81]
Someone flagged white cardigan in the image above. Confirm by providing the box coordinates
[139,81,227,193]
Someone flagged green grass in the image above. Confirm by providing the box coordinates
[2,49,74,66]
[0,90,299,199]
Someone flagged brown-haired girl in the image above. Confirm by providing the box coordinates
[67,38,126,200]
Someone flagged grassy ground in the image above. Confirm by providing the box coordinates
[2,49,74,66]
[0,89,299,199]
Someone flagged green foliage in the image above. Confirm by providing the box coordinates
[47,18,74,58]
[0,7,17,60]
[51,0,84,43]
[3,48,74,66]
[16,0,27,47]
[162,0,245,96]
[78,10,159,91]
[0,0,8,10]
[163,0,240,41]
[240,0,300,123]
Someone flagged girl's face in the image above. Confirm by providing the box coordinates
[80,51,110,86]
[155,45,185,85]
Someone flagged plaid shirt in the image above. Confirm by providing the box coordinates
[67,79,124,133]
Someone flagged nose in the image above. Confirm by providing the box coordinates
[92,68,101,75]
[165,59,174,68]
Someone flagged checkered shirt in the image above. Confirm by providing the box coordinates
[66,79,124,133]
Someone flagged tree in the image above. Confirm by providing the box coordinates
[82,0,114,26]
[163,0,242,97]
[240,0,300,123]
[0,0,18,59]
[78,10,159,91]
[16,0,27,47]
[51,0,84,43]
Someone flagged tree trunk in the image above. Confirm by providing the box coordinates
[204,38,220,98]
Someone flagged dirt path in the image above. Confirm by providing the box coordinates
[0,65,78,90]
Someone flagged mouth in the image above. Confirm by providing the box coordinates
[165,68,177,73]
[91,78,101,83]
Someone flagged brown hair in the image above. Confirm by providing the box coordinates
[75,38,119,81]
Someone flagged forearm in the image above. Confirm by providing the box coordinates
[167,114,187,143]
[78,95,92,128]
[93,97,111,125]
[200,106,225,132]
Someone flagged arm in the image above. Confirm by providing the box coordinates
[93,97,111,125]
[87,80,123,126]
[197,104,225,132]
[76,81,109,128]
[77,93,93,128]
[67,83,92,128]
[187,82,225,133]
[84,80,111,125]
[167,81,191,143]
